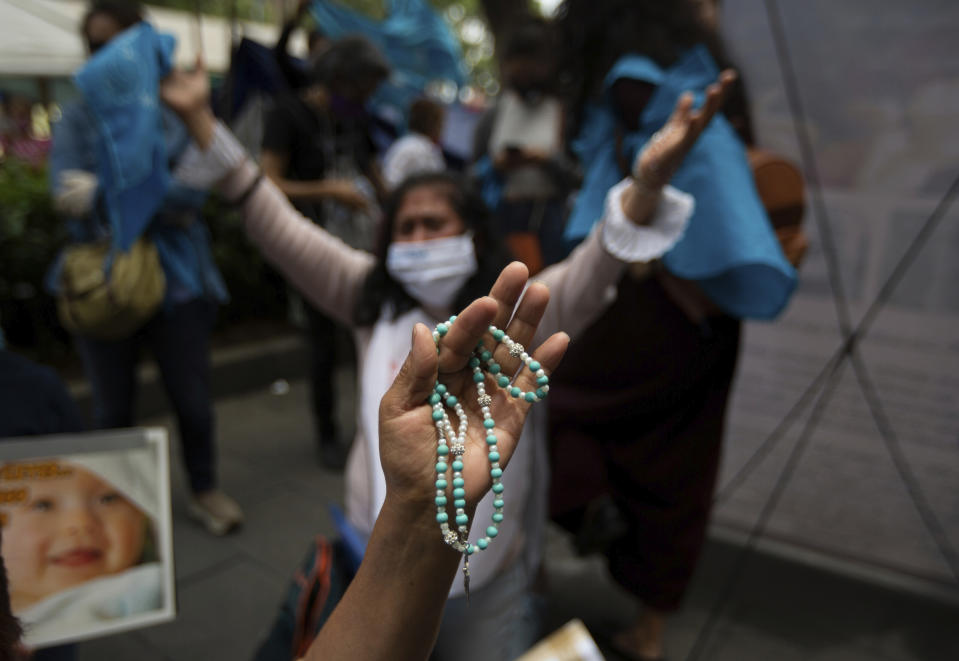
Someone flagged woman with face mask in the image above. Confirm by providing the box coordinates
[162,60,734,659]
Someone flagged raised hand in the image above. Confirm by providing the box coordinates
[160,56,217,149]
[159,56,210,119]
[635,69,738,190]
[378,262,568,510]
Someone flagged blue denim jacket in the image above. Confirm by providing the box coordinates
[47,101,228,307]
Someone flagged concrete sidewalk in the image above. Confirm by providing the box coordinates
[64,378,957,661]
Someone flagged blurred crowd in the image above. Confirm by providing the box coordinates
[1,1,807,660]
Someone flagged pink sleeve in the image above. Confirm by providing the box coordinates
[222,161,376,327]
[532,228,626,345]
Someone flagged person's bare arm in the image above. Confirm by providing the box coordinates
[260,148,369,209]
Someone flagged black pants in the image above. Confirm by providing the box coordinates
[76,299,217,493]
[304,304,354,443]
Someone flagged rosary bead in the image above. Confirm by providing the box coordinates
[431,320,554,573]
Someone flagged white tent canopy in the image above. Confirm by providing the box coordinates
[0,0,305,76]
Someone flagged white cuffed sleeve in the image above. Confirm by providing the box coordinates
[600,177,694,262]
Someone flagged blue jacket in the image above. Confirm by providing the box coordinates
[47,100,228,307]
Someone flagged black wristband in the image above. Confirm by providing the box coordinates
[230,171,264,207]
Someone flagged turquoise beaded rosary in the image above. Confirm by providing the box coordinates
[430,316,550,598]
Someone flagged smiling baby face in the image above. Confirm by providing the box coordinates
[0,463,147,611]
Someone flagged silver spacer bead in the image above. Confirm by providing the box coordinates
[443,530,460,547]
[509,343,524,358]
[478,394,492,407]
[450,442,466,457]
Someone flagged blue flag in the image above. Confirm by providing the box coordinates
[566,46,797,320]
[309,0,466,117]
[74,22,176,251]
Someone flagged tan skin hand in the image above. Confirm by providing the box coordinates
[378,262,569,509]
[621,69,738,225]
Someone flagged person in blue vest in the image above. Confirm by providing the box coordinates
[47,1,242,537]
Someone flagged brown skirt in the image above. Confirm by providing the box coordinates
[548,273,741,612]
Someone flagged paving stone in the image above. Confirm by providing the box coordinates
[136,560,283,661]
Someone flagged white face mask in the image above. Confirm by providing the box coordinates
[386,233,478,309]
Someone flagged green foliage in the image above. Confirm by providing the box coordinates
[0,159,72,358]
[0,157,288,360]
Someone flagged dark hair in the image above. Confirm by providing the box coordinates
[82,1,143,36]
[555,0,731,135]
[0,540,22,661]
[353,172,510,327]
[407,98,445,137]
[311,35,391,90]
[501,16,553,61]
[307,29,327,52]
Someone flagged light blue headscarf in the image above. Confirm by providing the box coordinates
[566,46,797,320]
[74,22,176,252]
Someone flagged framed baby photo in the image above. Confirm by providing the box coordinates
[0,427,176,648]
